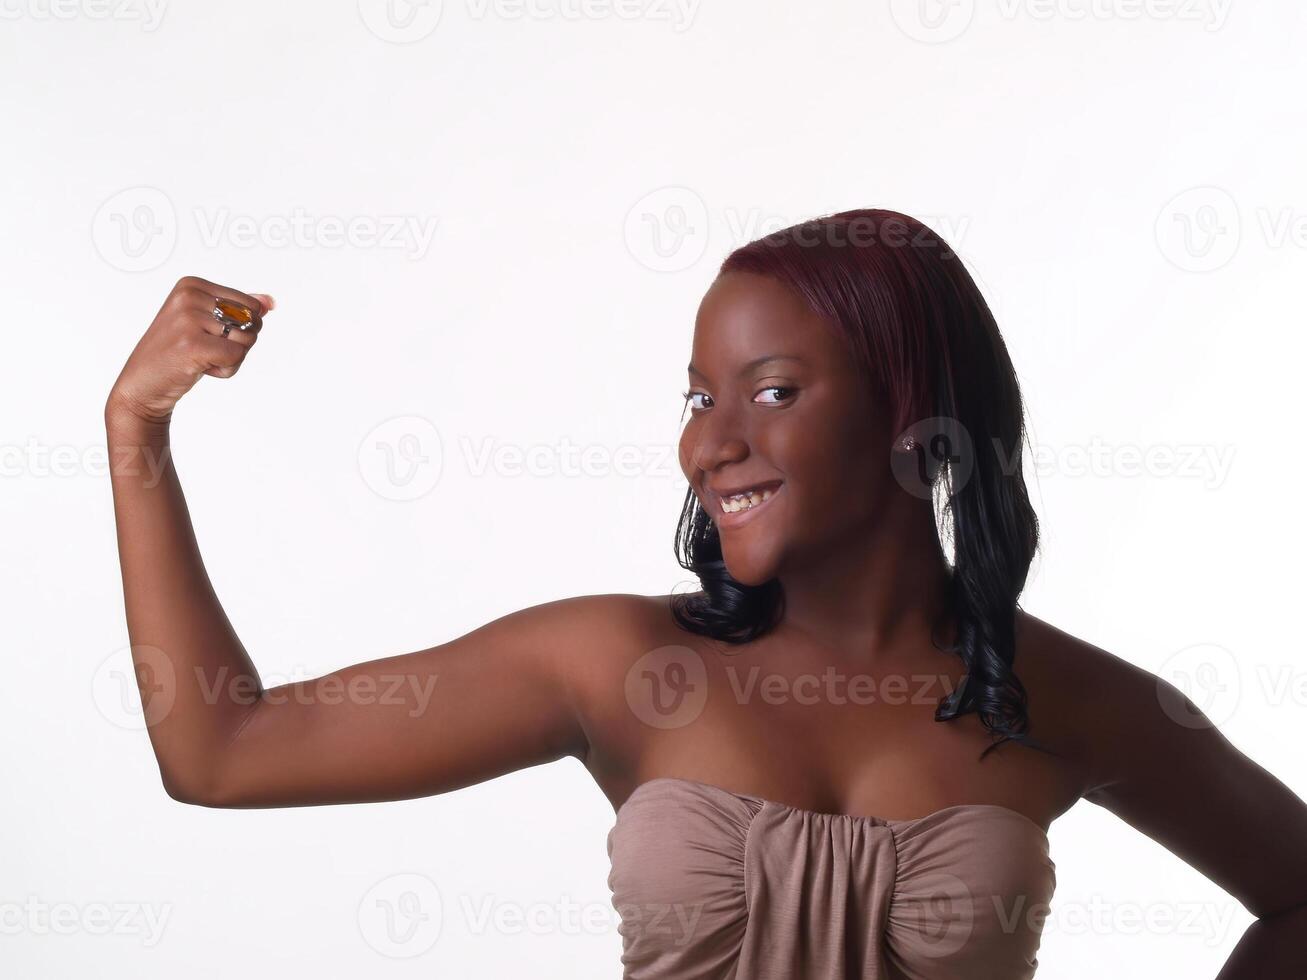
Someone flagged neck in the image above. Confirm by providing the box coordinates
[775,492,953,658]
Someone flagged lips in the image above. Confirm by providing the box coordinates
[708,478,784,500]
[706,479,784,530]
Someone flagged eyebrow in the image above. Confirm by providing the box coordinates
[686,354,805,380]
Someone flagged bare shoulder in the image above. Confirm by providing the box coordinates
[533,591,682,709]
[1016,609,1307,919]
[1016,609,1156,707]
[1013,610,1168,794]
[542,592,677,681]
[544,592,699,774]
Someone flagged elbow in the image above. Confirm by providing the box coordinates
[161,767,233,808]
[162,776,213,807]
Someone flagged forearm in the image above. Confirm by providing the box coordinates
[1214,902,1307,978]
[105,402,262,800]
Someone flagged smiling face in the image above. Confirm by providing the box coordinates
[678,271,900,586]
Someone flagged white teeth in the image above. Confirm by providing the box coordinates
[719,487,775,513]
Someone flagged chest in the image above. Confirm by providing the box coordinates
[591,632,1077,825]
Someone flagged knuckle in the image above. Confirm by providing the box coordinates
[165,288,198,314]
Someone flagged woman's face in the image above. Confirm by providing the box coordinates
[678,271,897,586]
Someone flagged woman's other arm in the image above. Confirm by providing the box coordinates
[1022,615,1307,977]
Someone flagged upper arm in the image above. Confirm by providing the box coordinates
[1069,635,1307,920]
[190,593,647,808]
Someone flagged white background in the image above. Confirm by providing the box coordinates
[3,0,1305,976]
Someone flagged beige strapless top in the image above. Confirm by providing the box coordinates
[606,777,1056,979]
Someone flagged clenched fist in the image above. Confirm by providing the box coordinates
[105,276,274,426]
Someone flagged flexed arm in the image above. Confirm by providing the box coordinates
[105,276,279,801]
[104,277,614,808]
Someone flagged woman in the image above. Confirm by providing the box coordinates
[104,209,1307,978]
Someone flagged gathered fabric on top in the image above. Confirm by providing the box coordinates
[606,777,1056,980]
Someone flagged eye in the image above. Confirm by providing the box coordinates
[755,385,794,404]
[681,389,712,412]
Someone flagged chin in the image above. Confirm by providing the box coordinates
[721,546,783,588]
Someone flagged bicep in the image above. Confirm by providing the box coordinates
[1082,653,1307,919]
[195,594,633,808]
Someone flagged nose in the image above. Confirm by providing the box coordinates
[681,408,749,476]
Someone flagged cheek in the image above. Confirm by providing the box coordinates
[677,426,700,479]
[768,415,885,513]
